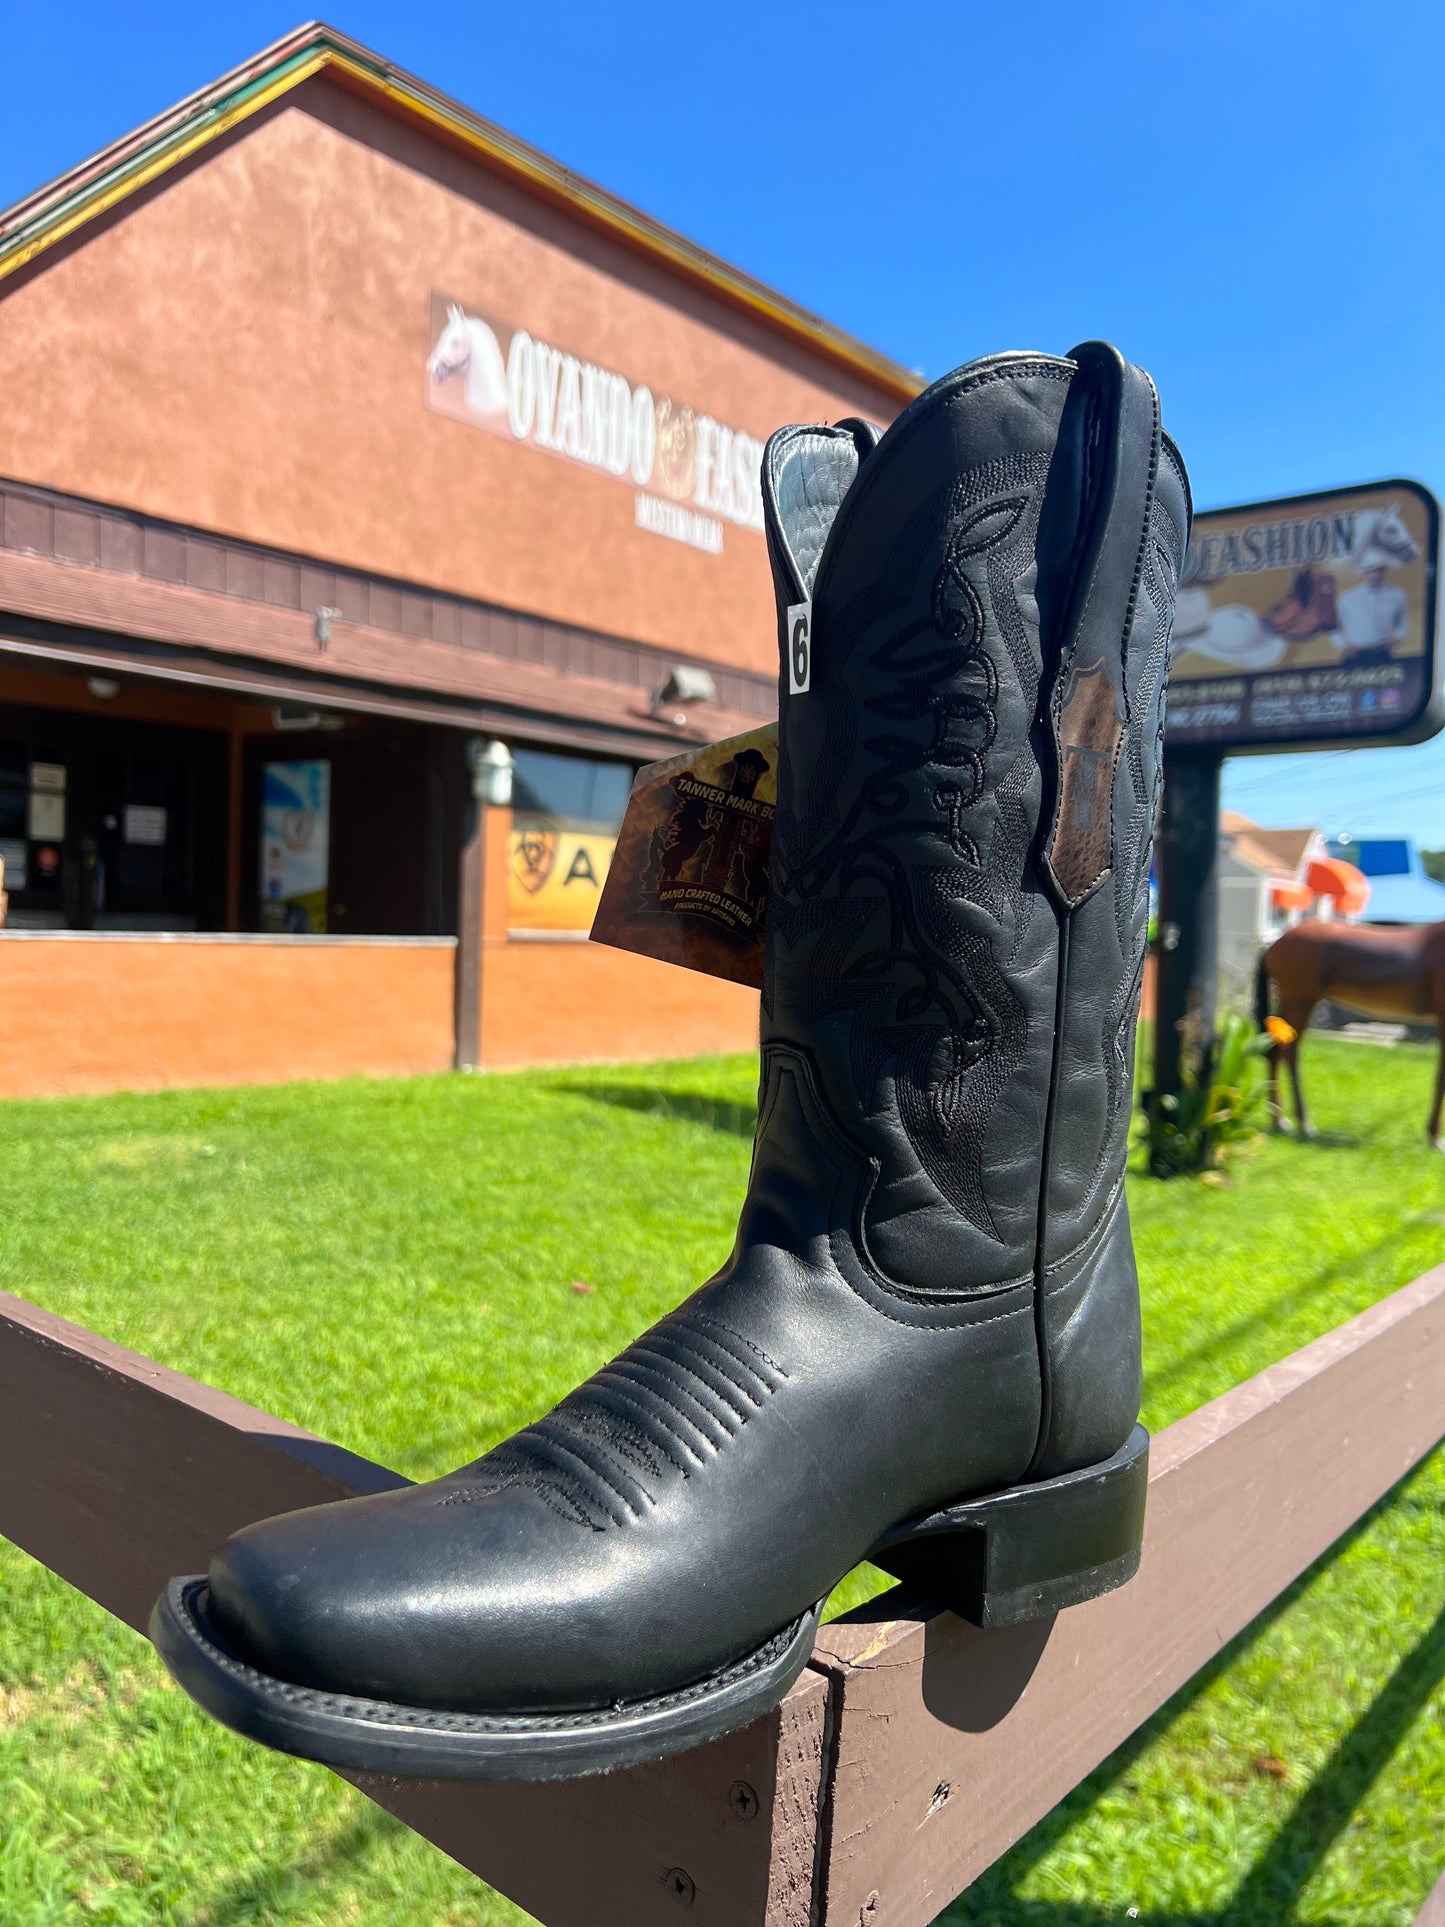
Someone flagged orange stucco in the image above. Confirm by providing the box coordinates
[0,936,457,1097]
[480,939,758,1069]
[0,76,900,679]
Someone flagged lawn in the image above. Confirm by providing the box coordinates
[1,1035,1442,1925]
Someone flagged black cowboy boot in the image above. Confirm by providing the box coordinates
[151,344,1190,1781]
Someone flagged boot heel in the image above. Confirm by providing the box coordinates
[867,1424,1149,1629]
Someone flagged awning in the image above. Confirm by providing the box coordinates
[1270,879,1313,913]
[1307,856,1371,917]
[0,623,756,765]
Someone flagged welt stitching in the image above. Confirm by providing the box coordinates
[613,1349,737,1443]
[525,1425,644,1518]
[638,1334,754,1424]
[601,1363,717,1461]
[591,1372,698,1471]
[675,1329,768,1407]
[557,1403,672,1479]
[693,1313,787,1379]
[772,1044,1036,1322]
[1043,1175,1126,1276]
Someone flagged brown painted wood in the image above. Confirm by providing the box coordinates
[1418,1870,1445,1927]
[810,1263,1445,1927]
[6,1268,1444,1926]
[454,797,485,1069]
[0,1289,826,1926]
[0,1290,409,1634]
[0,474,778,722]
[0,526,770,759]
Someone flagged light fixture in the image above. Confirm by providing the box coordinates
[651,664,717,724]
[86,677,120,700]
[271,703,325,732]
[467,736,514,807]
[315,606,342,649]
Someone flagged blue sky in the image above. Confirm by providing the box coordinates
[3,0,1444,842]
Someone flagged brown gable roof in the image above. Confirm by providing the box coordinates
[1222,811,1318,879]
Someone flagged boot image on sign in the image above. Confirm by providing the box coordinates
[151,345,1191,1782]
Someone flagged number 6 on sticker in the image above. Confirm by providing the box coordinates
[787,600,812,695]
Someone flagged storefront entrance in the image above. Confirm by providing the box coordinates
[0,701,227,930]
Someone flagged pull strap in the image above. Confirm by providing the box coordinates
[1040,341,1160,909]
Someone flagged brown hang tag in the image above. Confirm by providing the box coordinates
[589,723,777,987]
[1047,657,1124,906]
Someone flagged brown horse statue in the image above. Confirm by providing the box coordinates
[1256,919,1445,1146]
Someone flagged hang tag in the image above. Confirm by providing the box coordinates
[787,601,812,695]
[590,724,778,988]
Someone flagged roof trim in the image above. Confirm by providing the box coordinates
[0,22,923,406]
[0,627,729,763]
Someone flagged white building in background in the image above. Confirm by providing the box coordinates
[1215,811,1370,1004]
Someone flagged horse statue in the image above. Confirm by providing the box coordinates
[426,302,509,418]
[1255,919,1445,1147]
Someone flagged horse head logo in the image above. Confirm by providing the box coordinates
[1356,503,1420,570]
[427,301,509,419]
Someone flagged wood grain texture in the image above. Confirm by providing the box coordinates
[0,1290,827,1927]
[810,1263,1445,1927]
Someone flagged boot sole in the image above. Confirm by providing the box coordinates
[866,1423,1150,1628]
[150,1427,1146,1780]
[149,1578,825,1782]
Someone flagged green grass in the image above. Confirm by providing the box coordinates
[0,1037,1442,1925]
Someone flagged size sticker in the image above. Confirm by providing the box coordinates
[787,601,812,694]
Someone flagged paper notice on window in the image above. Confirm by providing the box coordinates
[124,805,167,846]
[27,791,65,839]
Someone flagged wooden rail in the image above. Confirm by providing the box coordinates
[3,1266,1444,1926]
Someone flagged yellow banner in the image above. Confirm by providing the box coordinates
[509,818,616,932]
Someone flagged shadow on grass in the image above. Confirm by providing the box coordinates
[1144,1217,1431,1407]
[558,1082,758,1139]
[946,1445,1445,1927]
[182,1810,389,1927]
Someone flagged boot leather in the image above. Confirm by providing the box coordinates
[204,348,1190,1716]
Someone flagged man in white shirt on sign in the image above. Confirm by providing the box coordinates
[1334,544,1409,666]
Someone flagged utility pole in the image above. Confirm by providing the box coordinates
[1150,748,1224,1144]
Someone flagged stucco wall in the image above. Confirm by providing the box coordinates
[0,935,457,1097]
[0,77,901,679]
[480,938,758,1069]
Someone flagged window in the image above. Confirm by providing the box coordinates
[511,748,632,832]
[509,748,634,934]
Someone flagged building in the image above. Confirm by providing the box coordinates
[1328,838,1445,924]
[0,25,919,1096]
[1216,811,1368,1001]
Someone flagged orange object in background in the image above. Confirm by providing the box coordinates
[1270,879,1313,913]
[1306,856,1371,918]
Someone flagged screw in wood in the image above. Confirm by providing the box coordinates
[664,1867,696,1908]
[728,1779,760,1821]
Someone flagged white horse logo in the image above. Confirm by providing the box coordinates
[427,302,509,419]
[1351,502,1419,570]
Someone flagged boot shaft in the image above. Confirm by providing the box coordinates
[757,348,1190,1299]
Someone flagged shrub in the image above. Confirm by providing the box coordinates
[1145,1011,1272,1178]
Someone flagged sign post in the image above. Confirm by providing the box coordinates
[1153,480,1440,1133]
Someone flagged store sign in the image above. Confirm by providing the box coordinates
[261,760,330,934]
[509,817,615,933]
[1168,480,1441,750]
[425,293,766,557]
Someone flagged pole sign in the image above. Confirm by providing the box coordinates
[1166,479,1440,752]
